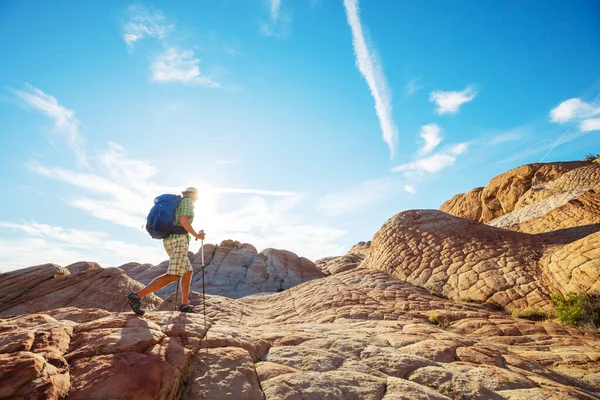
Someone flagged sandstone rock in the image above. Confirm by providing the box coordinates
[359,208,600,313]
[440,161,596,223]
[492,185,600,239]
[360,210,556,310]
[2,265,600,398]
[121,240,325,299]
[315,241,371,276]
[69,352,182,400]
[182,347,263,400]
[65,261,102,274]
[0,264,162,316]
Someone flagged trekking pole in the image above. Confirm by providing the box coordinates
[174,277,180,312]
[200,232,207,342]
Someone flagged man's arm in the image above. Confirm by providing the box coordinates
[180,216,205,240]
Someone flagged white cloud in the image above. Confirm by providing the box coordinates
[404,185,416,195]
[12,84,86,164]
[317,177,401,216]
[418,123,442,155]
[216,188,298,196]
[550,98,600,124]
[392,142,469,175]
[449,142,469,156]
[123,5,172,48]
[343,0,398,158]
[0,221,165,272]
[487,130,524,145]
[27,141,344,262]
[122,6,219,88]
[151,48,219,87]
[270,0,282,20]
[260,0,292,37]
[405,77,423,96]
[580,118,600,132]
[430,86,477,115]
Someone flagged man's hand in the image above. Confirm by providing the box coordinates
[195,231,205,241]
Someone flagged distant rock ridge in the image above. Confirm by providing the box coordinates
[120,239,325,299]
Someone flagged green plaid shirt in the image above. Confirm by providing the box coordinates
[168,196,194,239]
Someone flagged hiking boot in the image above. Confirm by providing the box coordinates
[127,293,145,316]
[179,304,198,313]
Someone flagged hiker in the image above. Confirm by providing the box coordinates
[127,187,205,315]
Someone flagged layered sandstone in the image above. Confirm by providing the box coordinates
[121,240,324,299]
[440,161,600,225]
[2,268,600,399]
[360,209,600,311]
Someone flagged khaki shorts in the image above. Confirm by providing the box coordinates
[163,235,192,276]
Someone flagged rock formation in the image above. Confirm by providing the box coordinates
[2,267,600,399]
[360,209,600,311]
[2,158,600,398]
[0,263,162,316]
[315,241,371,276]
[440,161,600,228]
[121,240,324,299]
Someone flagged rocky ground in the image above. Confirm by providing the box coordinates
[1,158,599,399]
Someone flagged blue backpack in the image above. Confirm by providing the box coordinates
[146,194,188,239]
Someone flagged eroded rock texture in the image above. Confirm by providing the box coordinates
[121,240,324,299]
[440,162,600,227]
[2,268,600,399]
[0,263,162,317]
[315,241,370,276]
[360,209,600,311]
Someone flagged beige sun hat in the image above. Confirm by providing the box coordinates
[182,187,198,196]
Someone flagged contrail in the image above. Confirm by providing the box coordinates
[343,0,398,158]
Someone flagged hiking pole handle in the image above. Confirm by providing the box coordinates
[195,229,205,241]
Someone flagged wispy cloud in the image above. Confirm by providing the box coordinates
[123,5,172,49]
[0,220,165,271]
[260,0,292,37]
[151,48,219,87]
[27,140,343,261]
[580,118,600,132]
[123,5,219,87]
[404,184,416,195]
[405,76,423,96]
[343,0,398,158]
[317,177,401,216]
[11,84,86,164]
[216,188,298,196]
[430,85,477,115]
[270,0,282,19]
[550,98,600,124]
[392,142,469,175]
[418,123,442,155]
[488,131,523,145]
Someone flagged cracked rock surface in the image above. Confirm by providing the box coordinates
[2,267,600,399]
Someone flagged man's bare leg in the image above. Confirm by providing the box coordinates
[181,271,193,305]
[137,274,180,298]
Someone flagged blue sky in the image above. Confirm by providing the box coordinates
[0,0,599,271]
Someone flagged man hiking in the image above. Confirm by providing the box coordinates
[127,187,205,315]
